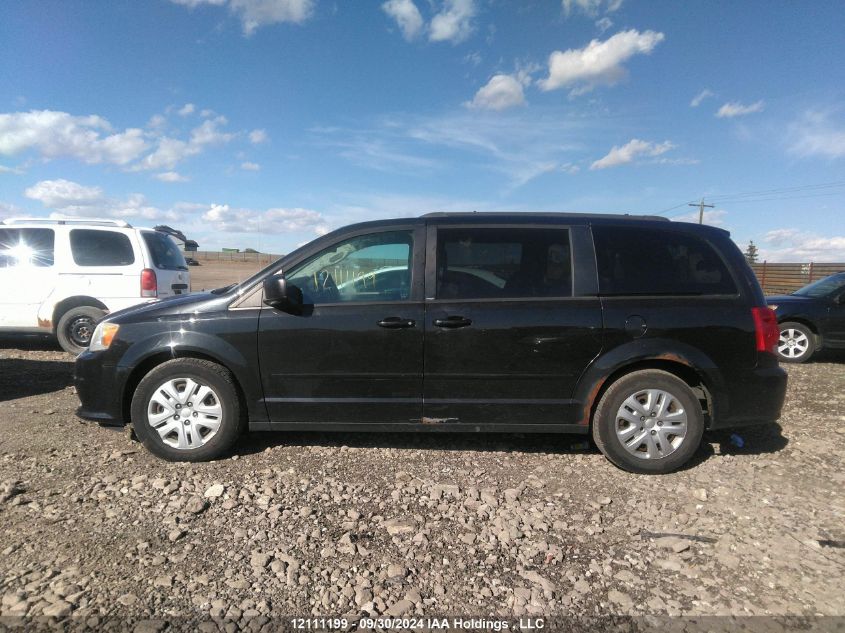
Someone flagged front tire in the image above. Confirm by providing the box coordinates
[56,306,106,354]
[592,370,704,474]
[776,322,815,363]
[131,358,242,462]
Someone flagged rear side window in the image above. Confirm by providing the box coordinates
[70,229,135,266]
[0,228,55,267]
[436,228,572,299]
[142,231,187,270]
[593,226,737,296]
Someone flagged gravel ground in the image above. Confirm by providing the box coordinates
[0,337,843,631]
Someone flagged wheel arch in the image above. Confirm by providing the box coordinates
[51,296,109,332]
[121,349,250,429]
[777,317,822,346]
[574,342,721,429]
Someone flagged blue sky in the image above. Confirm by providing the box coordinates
[1,0,844,261]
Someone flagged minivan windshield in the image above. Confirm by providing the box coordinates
[142,231,188,270]
[792,272,845,298]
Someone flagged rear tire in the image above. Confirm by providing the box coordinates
[131,358,242,462]
[776,321,815,363]
[56,306,106,354]
[592,370,704,475]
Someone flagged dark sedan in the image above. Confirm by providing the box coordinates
[767,272,845,362]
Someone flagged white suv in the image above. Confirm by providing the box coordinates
[0,218,190,353]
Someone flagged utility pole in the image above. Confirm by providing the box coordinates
[689,198,715,224]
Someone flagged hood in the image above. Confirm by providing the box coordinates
[106,291,222,324]
[766,294,813,305]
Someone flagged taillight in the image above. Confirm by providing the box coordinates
[751,307,779,353]
[141,268,157,298]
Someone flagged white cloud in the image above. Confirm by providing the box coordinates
[595,17,612,33]
[202,203,326,234]
[241,161,261,170]
[690,88,714,107]
[466,74,526,111]
[562,0,623,18]
[382,0,424,41]
[137,116,234,171]
[170,0,314,35]
[788,110,845,159]
[248,128,268,144]
[759,228,845,262]
[155,171,190,182]
[429,0,476,44]
[0,164,24,175]
[0,110,149,165]
[590,138,674,170]
[538,29,665,95]
[24,179,180,221]
[178,103,196,116]
[715,100,765,118]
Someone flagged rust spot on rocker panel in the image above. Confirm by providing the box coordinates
[38,317,52,329]
[421,417,459,425]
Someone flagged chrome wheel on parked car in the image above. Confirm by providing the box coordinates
[614,388,688,460]
[776,323,814,363]
[147,378,223,449]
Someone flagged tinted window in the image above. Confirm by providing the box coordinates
[436,228,572,299]
[142,231,188,270]
[285,231,413,304]
[0,228,55,268]
[593,226,737,296]
[70,229,135,266]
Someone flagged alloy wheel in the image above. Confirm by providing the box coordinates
[778,328,809,360]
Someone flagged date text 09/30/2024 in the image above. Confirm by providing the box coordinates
[290,616,547,630]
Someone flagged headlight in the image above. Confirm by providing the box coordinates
[768,304,778,311]
[89,322,120,351]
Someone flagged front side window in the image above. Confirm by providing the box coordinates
[284,231,413,304]
[70,229,135,266]
[436,228,572,300]
[593,226,737,296]
[0,228,55,268]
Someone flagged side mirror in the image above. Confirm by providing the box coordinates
[263,276,303,315]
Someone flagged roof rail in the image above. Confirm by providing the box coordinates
[1,217,132,228]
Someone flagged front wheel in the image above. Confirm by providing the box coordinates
[776,322,815,363]
[592,370,704,474]
[131,358,242,461]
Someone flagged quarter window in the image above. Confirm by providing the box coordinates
[284,231,414,304]
[70,229,136,266]
[0,228,55,268]
[593,226,737,296]
[436,228,572,299]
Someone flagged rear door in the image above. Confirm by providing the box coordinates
[422,223,603,427]
[258,225,425,425]
[140,231,190,297]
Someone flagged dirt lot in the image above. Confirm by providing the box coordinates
[0,264,843,630]
[189,261,270,292]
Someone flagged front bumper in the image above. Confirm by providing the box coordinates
[74,350,126,426]
[709,364,788,429]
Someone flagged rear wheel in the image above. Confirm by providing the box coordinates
[592,370,704,474]
[56,306,106,354]
[131,358,242,462]
[776,322,815,363]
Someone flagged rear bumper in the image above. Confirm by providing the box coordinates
[709,364,788,429]
[74,351,127,427]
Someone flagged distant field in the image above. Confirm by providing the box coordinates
[188,259,276,291]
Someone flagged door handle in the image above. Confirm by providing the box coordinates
[433,316,472,329]
[378,317,416,329]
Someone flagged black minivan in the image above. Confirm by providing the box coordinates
[75,213,787,474]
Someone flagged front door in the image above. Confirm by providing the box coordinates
[258,226,425,425]
[422,225,603,427]
[0,227,57,329]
